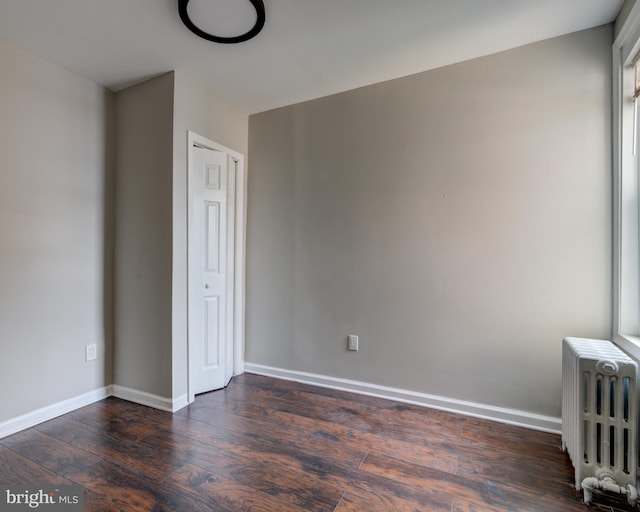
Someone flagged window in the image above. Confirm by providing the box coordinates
[613,3,640,358]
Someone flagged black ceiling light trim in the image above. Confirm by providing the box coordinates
[178,0,265,44]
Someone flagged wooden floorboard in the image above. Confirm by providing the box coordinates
[0,373,637,511]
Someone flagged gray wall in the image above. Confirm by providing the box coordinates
[246,25,612,418]
[113,71,248,402]
[0,41,115,422]
[113,73,174,397]
[616,0,636,37]
[171,72,248,399]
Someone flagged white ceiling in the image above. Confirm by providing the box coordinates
[0,0,625,114]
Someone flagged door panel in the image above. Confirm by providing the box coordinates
[204,296,220,366]
[205,201,220,272]
[189,146,233,395]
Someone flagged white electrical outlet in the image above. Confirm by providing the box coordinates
[348,335,359,351]
[86,344,97,361]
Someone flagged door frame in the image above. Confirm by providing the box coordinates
[187,131,246,403]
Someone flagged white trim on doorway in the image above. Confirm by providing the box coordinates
[186,131,247,404]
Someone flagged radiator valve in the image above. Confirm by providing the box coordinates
[581,469,638,506]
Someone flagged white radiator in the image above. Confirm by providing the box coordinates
[562,337,638,505]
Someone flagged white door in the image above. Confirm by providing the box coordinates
[188,146,235,395]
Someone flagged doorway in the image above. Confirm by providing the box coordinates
[187,131,246,403]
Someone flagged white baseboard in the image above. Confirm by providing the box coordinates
[0,386,111,439]
[0,367,560,440]
[244,363,562,434]
[0,385,190,439]
[111,385,188,413]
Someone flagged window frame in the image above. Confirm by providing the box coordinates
[613,2,640,359]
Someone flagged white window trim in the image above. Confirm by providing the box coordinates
[613,2,640,359]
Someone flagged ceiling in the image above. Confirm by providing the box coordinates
[0,0,625,114]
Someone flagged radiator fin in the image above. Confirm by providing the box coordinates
[562,337,638,493]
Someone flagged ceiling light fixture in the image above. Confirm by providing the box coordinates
[178,0,265,44]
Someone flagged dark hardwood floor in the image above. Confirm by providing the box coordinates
[0,374,636,511]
